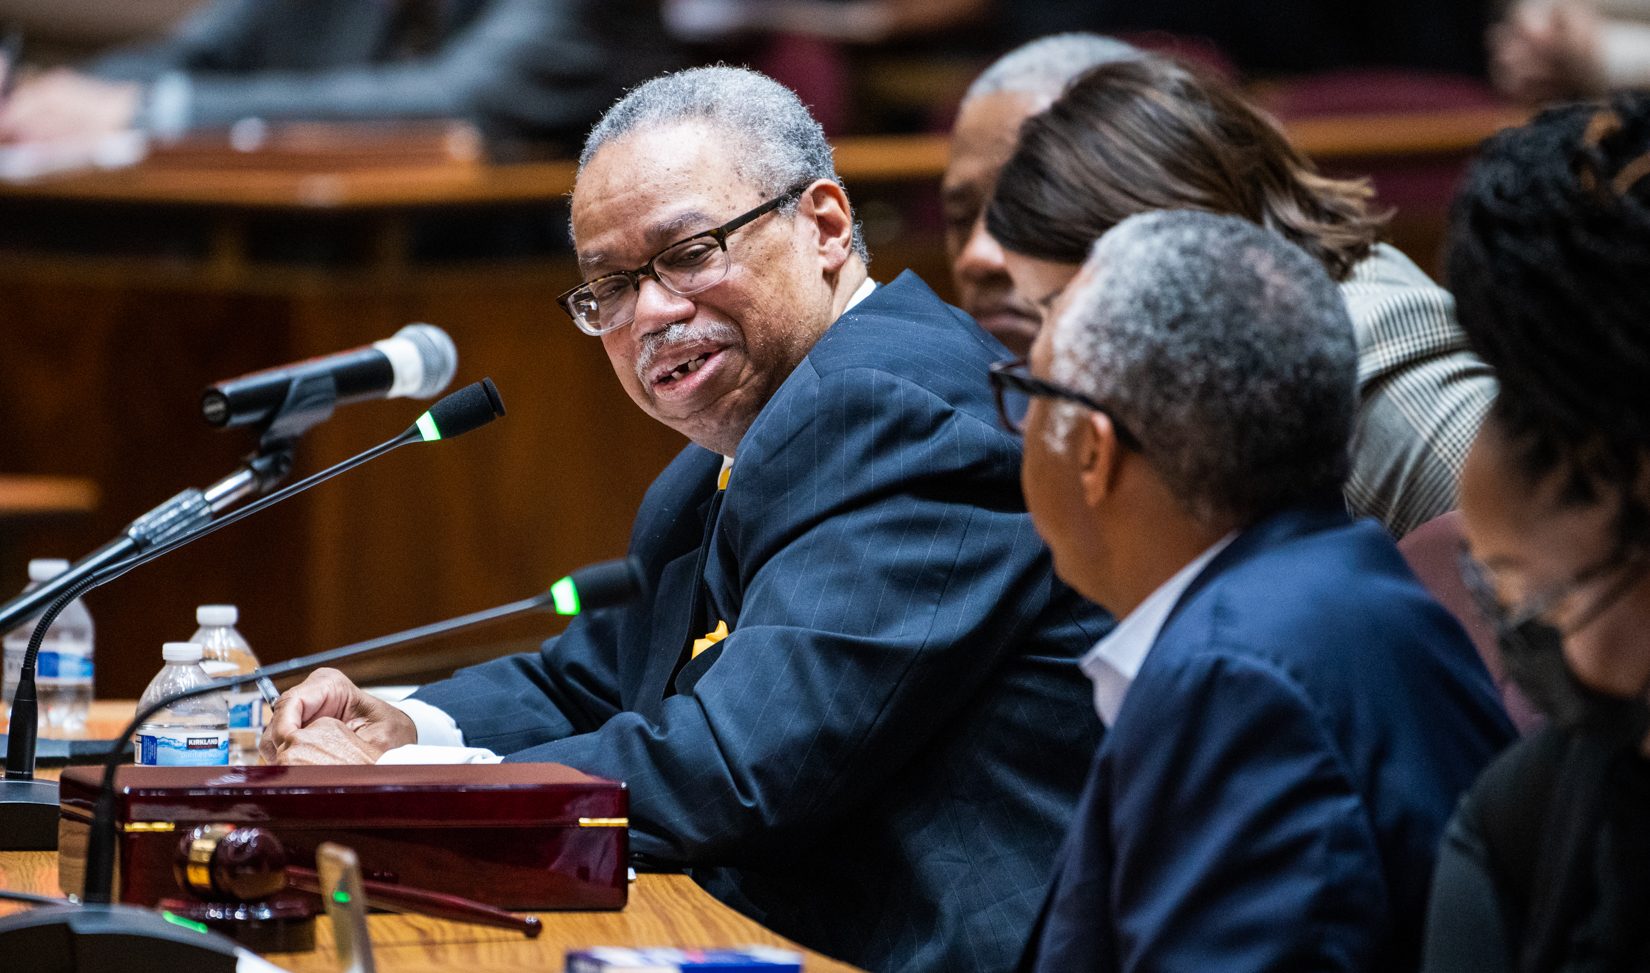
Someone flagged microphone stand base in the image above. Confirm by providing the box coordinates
[0,777,60,850]
[0,903,240,972]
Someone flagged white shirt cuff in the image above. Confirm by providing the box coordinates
[390,696,468,747]
[376,743,504,765]
[144,72,192,140]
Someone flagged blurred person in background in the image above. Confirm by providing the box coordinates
[941,32,1139,356]
[0,0,677,148]
[1492,0,1650,103]
[1423,95,1650,973]
[985,54,1497,537]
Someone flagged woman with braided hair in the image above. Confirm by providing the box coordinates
[1422,95,1650,973]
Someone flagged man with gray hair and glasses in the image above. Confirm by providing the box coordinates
[993,210,1512,971]
[264,65,1111,973]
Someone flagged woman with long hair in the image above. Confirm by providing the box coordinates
[983,54,1495,538]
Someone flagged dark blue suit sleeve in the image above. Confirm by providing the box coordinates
[1107,652,1389,971]
[408,609,628,755]
[500,364,1067,865]
[90,0,671,139]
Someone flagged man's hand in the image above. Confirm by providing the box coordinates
[272,717,393,765]
[261,667,417,765]
[0,69,140,144]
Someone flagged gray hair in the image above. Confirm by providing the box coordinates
[1047,210,1357,526]
[962,33,1142,105]
[579,66,867,260]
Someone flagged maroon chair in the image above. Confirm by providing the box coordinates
[1399,511,1542,733]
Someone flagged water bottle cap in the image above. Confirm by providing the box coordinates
[196,604,238,626]
[162,642,204,663]
[27,559,70,582]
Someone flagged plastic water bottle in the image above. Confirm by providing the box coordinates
[134,643,229,766]
[2,558,95,732]
[190,605,263,764]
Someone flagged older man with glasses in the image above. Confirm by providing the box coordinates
[263,66,1111,973]
[1003,210,1513,973]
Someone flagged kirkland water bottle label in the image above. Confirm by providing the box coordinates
[36,649,94,684]
[136,730,230,767]
[226,690,264,730]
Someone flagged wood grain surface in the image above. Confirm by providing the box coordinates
[0,852,863,972]
[0,108,1528,210]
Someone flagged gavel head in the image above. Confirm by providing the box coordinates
[174,823,289,902]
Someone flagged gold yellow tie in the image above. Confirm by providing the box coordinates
[691,464,735,658]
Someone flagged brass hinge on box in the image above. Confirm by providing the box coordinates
[576,817,628,828]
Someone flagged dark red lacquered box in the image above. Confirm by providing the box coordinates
[57,763,628,910]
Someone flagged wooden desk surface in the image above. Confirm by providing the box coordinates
[0,475,99,520]
[0,853,861,972]
[0,704,864,972]
[0,106,1526,211]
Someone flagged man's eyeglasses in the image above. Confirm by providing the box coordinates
[557,183,810,336]
[987,358,1141,449]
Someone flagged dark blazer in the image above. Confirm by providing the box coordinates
[1423,724,1650,973]
[413,272,1112,973]
[89,0,677,143]
[1022,502,1515,973]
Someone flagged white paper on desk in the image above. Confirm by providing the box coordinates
[0,130,147,183]
[236,948,293,972]
[377,743,504,765]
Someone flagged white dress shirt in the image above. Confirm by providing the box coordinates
[1079,534,1236,727]
[377,277,879,765]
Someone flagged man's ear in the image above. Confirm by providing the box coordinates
[800,179,854,272]
[1075,410,1126,509]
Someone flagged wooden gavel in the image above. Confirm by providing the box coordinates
[173,823,542,938]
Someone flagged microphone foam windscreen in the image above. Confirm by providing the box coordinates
[419,378,505,441]
[396,324,459,398]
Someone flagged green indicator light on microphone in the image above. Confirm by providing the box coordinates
[332,890,352,905]
[415,412,442,442]
[550,576,581,616]
[162,911,211,934]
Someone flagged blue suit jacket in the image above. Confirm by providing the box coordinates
[414,272,1112,973]
[1022,502,1515,973]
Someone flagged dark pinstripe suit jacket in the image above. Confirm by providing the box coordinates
[412,271,1111,972]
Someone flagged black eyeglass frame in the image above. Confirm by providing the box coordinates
[1457,538,1648,636]
[987,358,1142,450]
[557,183,812,336]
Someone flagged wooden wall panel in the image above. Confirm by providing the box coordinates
[0,262,686,699]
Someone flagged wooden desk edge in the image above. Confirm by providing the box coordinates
[0,109,1529,211]
[0,475,100,518]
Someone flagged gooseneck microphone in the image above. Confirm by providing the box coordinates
[0,380,506,854]
[0,324,460,647]
[201,323,459,428]
[0,555,645,970]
